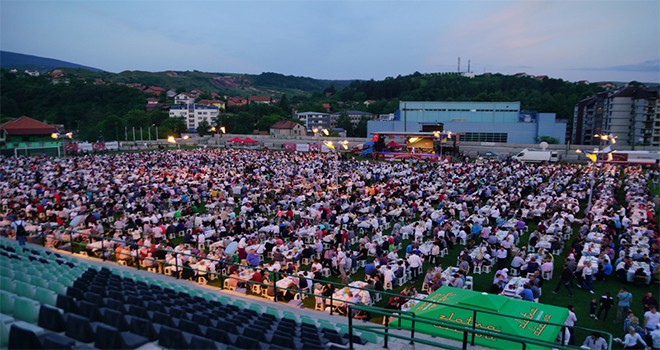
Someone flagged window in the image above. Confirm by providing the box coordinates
[463,132,508,143]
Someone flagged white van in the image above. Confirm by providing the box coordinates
[511,148,558,162]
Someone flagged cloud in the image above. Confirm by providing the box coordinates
[572,59,660,72]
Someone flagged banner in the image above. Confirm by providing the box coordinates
[296,144,310,152]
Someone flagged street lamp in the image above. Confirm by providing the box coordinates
[433,130,452,161]
[576,133,617,212]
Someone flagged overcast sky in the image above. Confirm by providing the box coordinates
[2,0,659,83]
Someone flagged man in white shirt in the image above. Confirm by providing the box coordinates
[407,252,423,281]
[383,266,394,286]
[645,306,660,333]
[651,323,660,350]
[564,305,577,345]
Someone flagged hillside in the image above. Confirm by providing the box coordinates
[0,51,352,97]
[0,51,103,72]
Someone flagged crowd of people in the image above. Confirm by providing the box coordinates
[0,148,658,349]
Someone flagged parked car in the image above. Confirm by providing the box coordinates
[480,151,499,158]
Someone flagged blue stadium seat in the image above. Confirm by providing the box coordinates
[7,322,43,349]
[189,334,222,350]
[205,326,234,345]
[76,300,101,321]
[38,304,66,332]
[65,313,97,343]
[234,334,263,350]
[99,307,130,331]
[39,332,77,349]
[158,325,190,349]
[128,316,159,341]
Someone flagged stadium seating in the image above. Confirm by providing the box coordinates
[0,237,374,349]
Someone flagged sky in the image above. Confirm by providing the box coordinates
[1,0,659,83]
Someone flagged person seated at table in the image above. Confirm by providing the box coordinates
[250,269,263,289]
[595,260,612,281]
[281,279,300,302]
[520,283,534,301]
[423,267,435,286]
[227,270,241,289]
[195,260,208,279]
[450,273,464,289]
[511,252,525,270]
[489,279,505,294]
[320,282,335,307]
[356,244,369,261]
[387,249,398,262]
[633,267,649,285]
[616,258,632,280]
[181,260,196,281]
[524,257,540,275]
[246,249,260,267]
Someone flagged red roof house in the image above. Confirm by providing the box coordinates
[0,116,57,135]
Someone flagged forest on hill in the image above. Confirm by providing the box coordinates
[0,68,606,141]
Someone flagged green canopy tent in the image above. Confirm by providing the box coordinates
[395,287,568,349]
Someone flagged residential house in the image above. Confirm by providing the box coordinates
[270,120,306,137]
[145,98,167,112]
[174,93,196,105]
[169,104,219,130]
[322,103,331,113]
[248,95,271,104]
[143,86,165,96]
[227,97,248,108]
[0,116,62,156]
[198,99,226,110]
[166,89,178,98]
[190,89,205,98]
[24,69,40,77]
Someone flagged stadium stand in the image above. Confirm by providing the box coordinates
[0,237,387,350]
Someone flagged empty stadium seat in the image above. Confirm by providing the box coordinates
[65,313,97,343]
[14,296,40,324]
[7,322,44,349]
[38,304,66,332]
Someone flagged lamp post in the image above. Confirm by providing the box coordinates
[434,130,452,162]
[577,133,617,212]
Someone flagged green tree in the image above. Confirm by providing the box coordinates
[354,116,369,137]
[197,119,210,136]
[535,136,560,144]
[161,117,187,137]
[336,111,353,136]
[256,114,284,131]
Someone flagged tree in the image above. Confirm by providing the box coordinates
[336,111,353,136]
[256,114,284,131]
[197,119,210,136]
[278,94,290,113]
[161,117,186,137]
[535,136,560,144]
[354,116,369,138]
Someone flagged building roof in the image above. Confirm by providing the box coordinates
[0,116,57,135]
[271,120,302,129]
[248,95,271,102]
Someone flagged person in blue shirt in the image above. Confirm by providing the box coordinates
[246,249,260,267]
[520,283,535,301]
[364,259,377,278]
